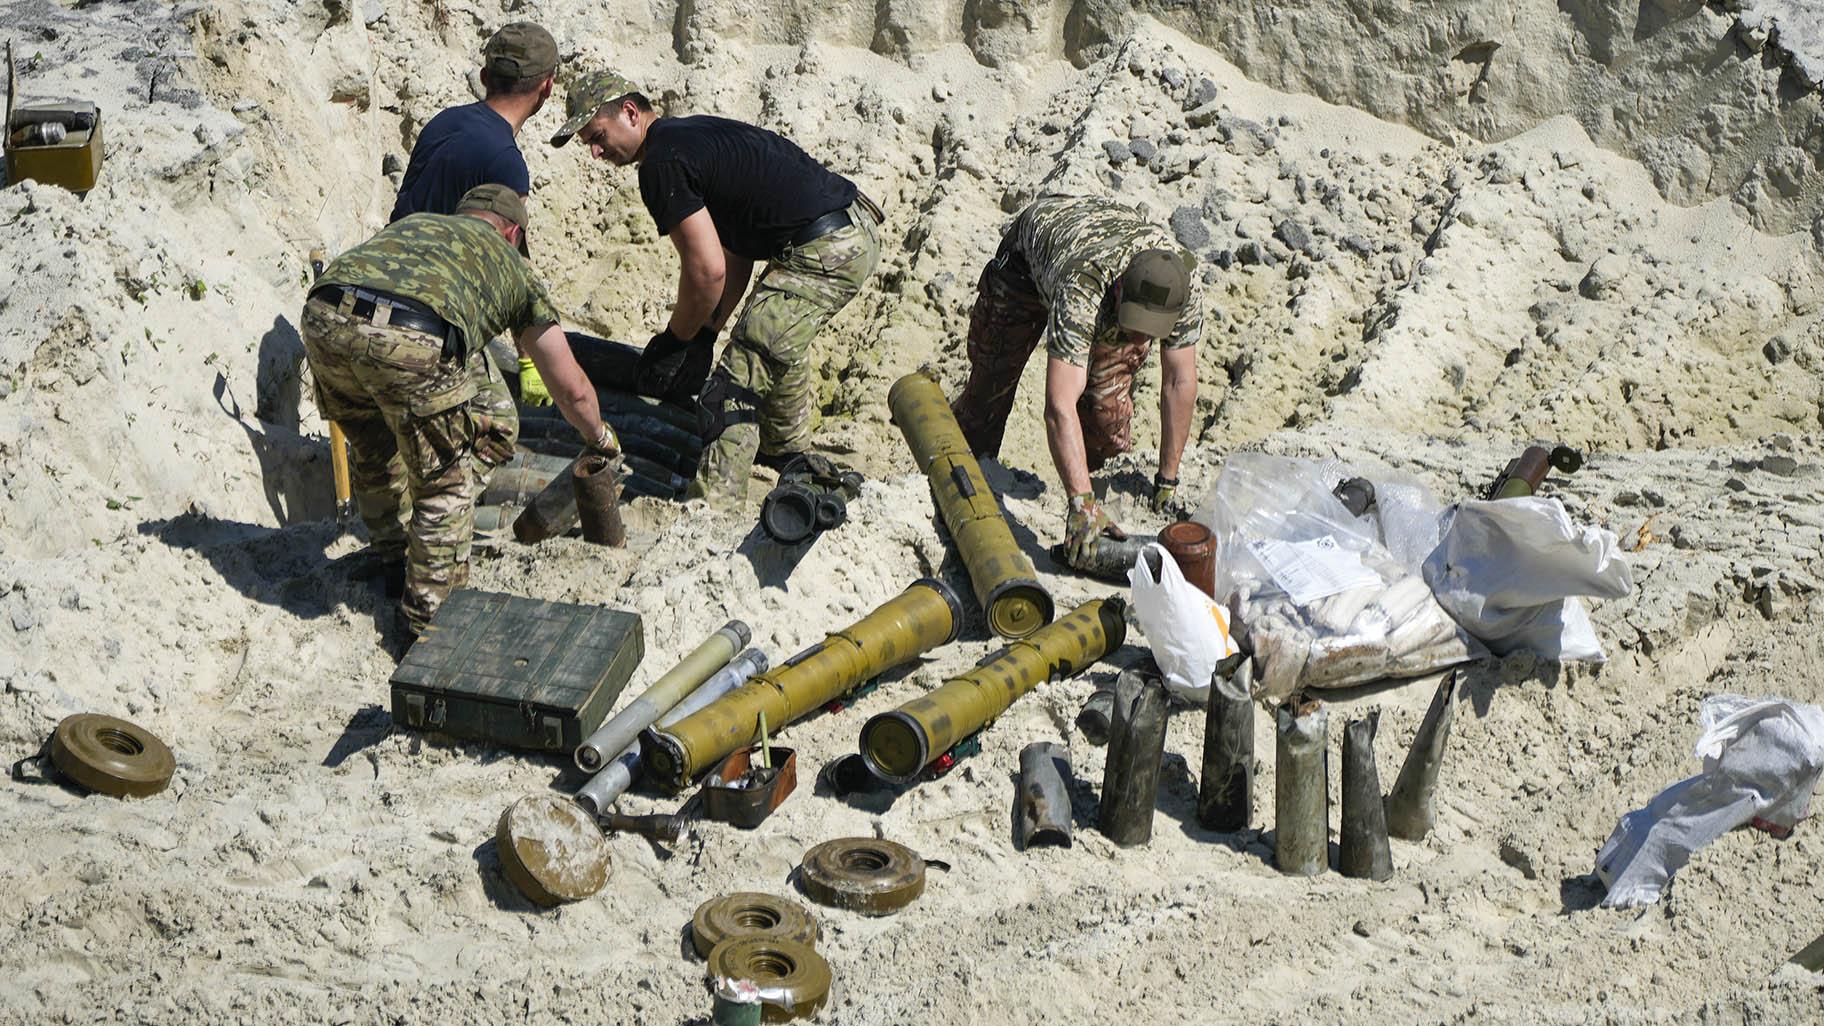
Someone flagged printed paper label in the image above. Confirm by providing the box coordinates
[1247,536,1381,605]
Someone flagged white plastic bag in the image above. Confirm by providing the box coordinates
[1596,694,1824,908]
[1197,454,1481,701]
[1423,497,1632,661]
[1129,543,1238,705]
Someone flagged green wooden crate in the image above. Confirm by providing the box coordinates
[390,590,644,753]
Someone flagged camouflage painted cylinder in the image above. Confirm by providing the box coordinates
[889,370,1053,639]
[860,598,1126,784]
[644,579,963,791]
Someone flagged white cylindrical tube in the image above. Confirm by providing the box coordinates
[575,620,751,771]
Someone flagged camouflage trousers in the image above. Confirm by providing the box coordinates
[951,243,1151,471]
[690,198,882,506]
[301,297,517,634]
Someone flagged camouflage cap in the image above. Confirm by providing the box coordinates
[483,22,558,81]
[456,183,531,255]
[1117,248,1194,338]
[549,69,640,148]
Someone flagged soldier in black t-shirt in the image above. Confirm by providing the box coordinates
[551,71,883,506]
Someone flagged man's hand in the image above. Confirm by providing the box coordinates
[517,356,552,406]
[1150,473,1178,515]
[473,413,517,467]
[586,422,621,457]
[1066,491,1126,565]
[635,326,716,402]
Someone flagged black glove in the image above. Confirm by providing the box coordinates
[634,326,717,403]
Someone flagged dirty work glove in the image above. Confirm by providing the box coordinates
[1150,473,1178,515]
[472,413,517,467]
[635,326,717,403]
[584,421,622,458]
[1065,492,1126,566]
[517,356,552,406]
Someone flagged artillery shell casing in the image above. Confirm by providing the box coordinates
[1197,659,1254,832]
[481,451,575,507]
[576,646,770,813]
[576,621,752,772]
[1076,688,1115,745]
[859,598,1127,783]
[1047,534,1157,583]
[1159,520,1217,598]
[1098,670,1170,847]
[1274,700,1329,876]
[889,370,1053,639]
[1340,712,1393,881]
[1384,670,1460,841]
[512,456,583,543]
[1017,742,1073,849]
[646,581,962,791]
[573,454,625,547]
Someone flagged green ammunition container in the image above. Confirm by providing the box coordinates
[390,590,644,752]
[861,597,1127,783]
[889,370,1053,639]
[6,103,104,194]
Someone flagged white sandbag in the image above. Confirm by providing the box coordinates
[1596,694,1824,909]
[1423,497,1632,661]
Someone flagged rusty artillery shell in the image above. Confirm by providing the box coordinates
[1197,655,1254,832]
[1340,712,1393,881]
[481,451,575,508]
[890,369,1052,639]
[1097,670,1170,846]
[1016,742,1073,849]
[512,456,583,543]
[1384,670,1460,841]
[573,454,625,546]
[1274,698,1329,876]
[1047,534,1157,583]
[860,598,1127,784]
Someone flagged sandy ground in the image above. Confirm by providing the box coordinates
[2,1,1823,1023]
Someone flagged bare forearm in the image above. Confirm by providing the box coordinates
[1045,404,1094,496]
[711,254,754,332]
[1158,374,1195,479]
[519,324,606,445]
[668,267,724,337]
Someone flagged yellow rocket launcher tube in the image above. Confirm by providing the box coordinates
[889,370,1054,640]
[860,598,1128,784]
[644,579,964,791]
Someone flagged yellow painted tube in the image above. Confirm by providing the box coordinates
[644,579,963,791]
[889,370,1053,639]
[859,598,1127,783]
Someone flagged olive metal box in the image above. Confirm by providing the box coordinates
[5,101,104,194]
[390,590,644,753]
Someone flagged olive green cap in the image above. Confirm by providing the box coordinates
[1117,248,1194,338]
[550,69,640,148]
[483,22,558,81]
[456,183,530,255]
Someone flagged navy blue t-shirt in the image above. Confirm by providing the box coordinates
[389,103,530,222]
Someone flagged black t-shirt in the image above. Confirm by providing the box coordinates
[389,103,530,222]
[637,115,857,261]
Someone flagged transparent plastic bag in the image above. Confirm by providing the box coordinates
[1197,454,1482,701]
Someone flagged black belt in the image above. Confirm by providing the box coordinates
[309,285,449,341]
[787,208,852,249]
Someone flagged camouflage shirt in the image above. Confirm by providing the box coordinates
[319,213,561,357]
[1006,194,1203,366]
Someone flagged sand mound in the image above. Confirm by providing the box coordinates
[2,1,1821,1022]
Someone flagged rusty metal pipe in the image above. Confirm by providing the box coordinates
[573,454,625,546]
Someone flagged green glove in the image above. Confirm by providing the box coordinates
[1065,492,1125,566]
[517,356,551,406]
[1150,473,1178,515]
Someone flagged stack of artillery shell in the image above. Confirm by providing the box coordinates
[1098,670,1171,846]
[1197,654,1254,832]
[575,645,769,816]
[1339,711,1393,881]
[644,579,964,791]
[1274,698,1329,876]
[889,370,1053,639]
[1384,670,1460,841]
[859,598,1127,783]
[517,406,696,500]
[576,621,752,773]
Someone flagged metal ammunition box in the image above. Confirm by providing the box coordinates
[6,102,104,194]
[390,590,644,752]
